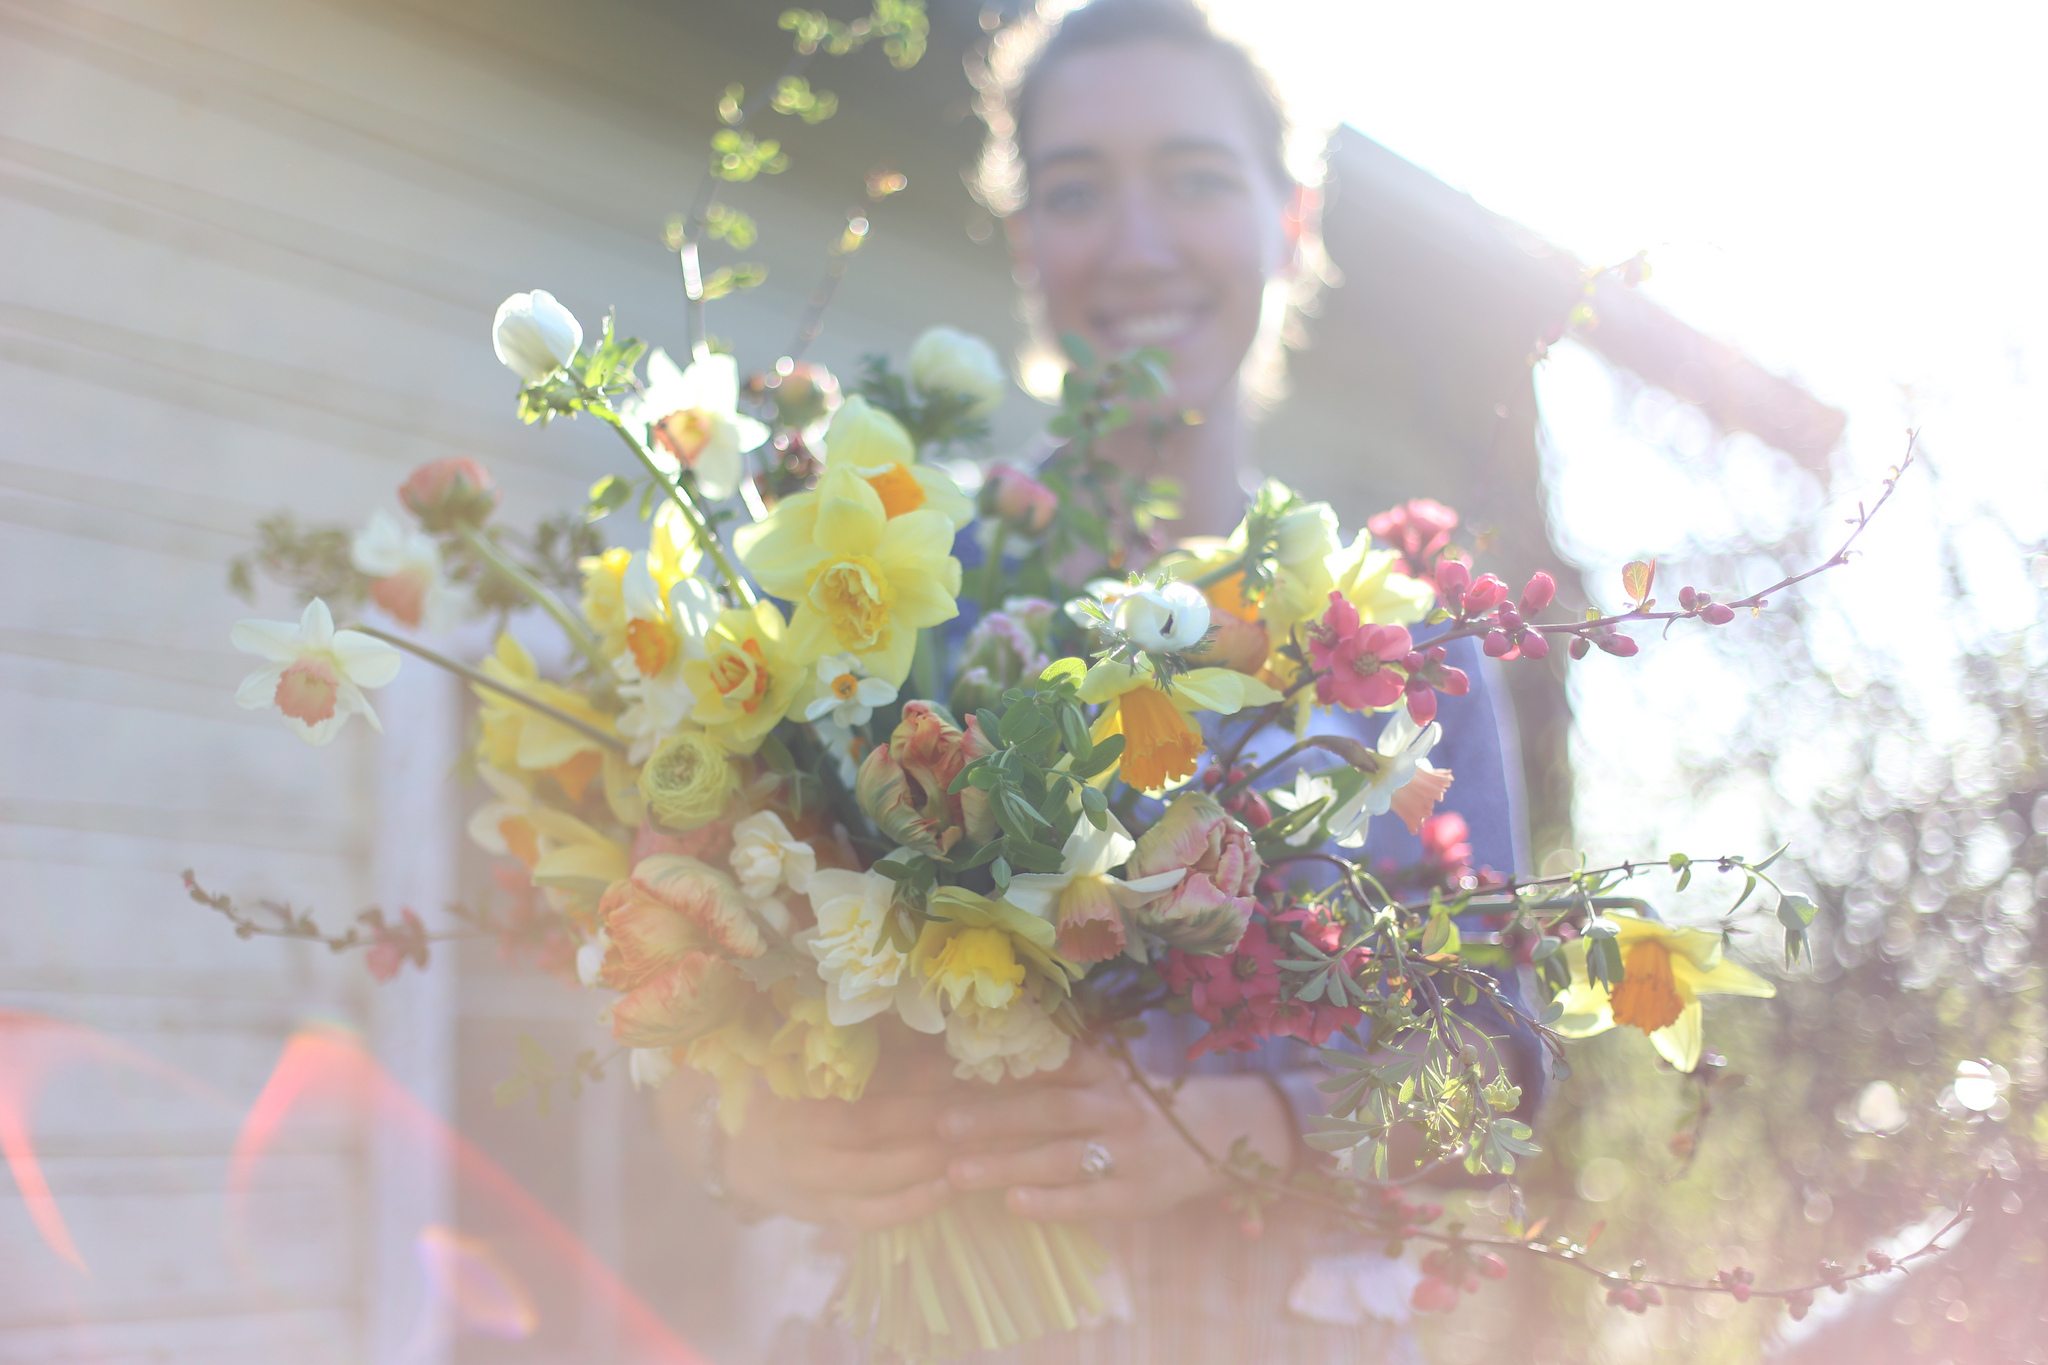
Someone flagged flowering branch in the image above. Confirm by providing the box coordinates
[1102,1032,1979,1319]
[181,871,487,980]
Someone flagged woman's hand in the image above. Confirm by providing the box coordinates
[934,1045,1296,1223]
[661,1035,970,1232]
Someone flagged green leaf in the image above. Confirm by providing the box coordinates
[586,473,633,521]
[1420,911,1460,957]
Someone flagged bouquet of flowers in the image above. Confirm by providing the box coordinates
[209,274,1898,1354]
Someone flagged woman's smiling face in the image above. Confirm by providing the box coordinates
[1011,39,1298,420]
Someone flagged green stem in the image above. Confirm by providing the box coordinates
[349,623,624,753]
[978,523,1010,611]
[588,400,759,609]
[456,525,612,678]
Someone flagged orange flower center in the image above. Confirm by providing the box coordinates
[1115,684,1203,791]
[1204,570,1260,622]
[1609,939,1685,1033]
[831,671,862,701]
[274,658,340,726]
[551,750,602,804]
[369,570,428,629]
[865,463,926,518]
[654,409,715,465]
[626,617,676,677]
[708,637,771,714]
[499,816,541,869]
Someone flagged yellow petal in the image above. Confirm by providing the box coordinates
[1648,1000,1705,1072]
[813,469,887,556]
[1170,666,1282,716]
[1673,952,1777,1000]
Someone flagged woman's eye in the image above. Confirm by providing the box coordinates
[1037,180,1101,216]
[1168,168,1238,201]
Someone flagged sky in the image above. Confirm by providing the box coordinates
[1200,0,2048,860]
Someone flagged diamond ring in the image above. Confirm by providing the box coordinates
[1078,1139,1115,1182]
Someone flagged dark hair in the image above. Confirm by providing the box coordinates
[973,0,1309,216]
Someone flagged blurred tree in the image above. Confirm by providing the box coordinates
[1427,446,2046,1363]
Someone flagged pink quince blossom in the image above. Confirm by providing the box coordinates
[1309,593,1411,711]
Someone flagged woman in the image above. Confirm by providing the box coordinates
[674,3,1543,1358]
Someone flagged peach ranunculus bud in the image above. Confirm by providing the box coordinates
[1125,792,1261,954]
[398,457,499,532]
[979,462,1058,537]
[491,288,583,383]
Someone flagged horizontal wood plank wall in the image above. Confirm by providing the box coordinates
[0,0,1026,1358]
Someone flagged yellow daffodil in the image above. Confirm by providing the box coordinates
[915,888,1081,1009]
[818,395,974,528]
[474,632,639,821]
[1327,531,1436,627]
[674,600,801,754]
[1552,912,1777,1072]
[734,464,961,684]
[1044,656,1281,793]
[466,765,631,916]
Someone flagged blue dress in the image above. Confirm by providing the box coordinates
[758,525,1547,1362]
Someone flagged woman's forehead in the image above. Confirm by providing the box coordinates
[1023,41,1264,171]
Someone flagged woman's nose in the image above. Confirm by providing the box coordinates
[1101,185,1178,274]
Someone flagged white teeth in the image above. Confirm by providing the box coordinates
[1111,312,1193,345]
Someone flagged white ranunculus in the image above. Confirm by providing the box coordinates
[908,326,1008,419]
[800,868,944,1033]
[728,810,817,901]
[492,289,583,383]
[1116,581,1212,654]
[943,996,1072,1083]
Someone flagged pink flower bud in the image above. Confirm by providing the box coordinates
[1436,665,1470,696]
[1461,574,1509,616]
[1569,636,1591,660]
[1496,606,1523,632]
[1520,571,1556,615]
[1484,630,1513,658]
[1519,630,1550,660]
[1404,679,1438,727]
[1700,602,1735,625]
[1597,631,1639,657]
[399,457,499,531]
[980,462,1058,536]
[1411,1276,1461,1314]
[1434,558,1470,603]
[1678,584,1698,612]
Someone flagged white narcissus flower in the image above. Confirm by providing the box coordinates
[1325,710,1445,847]
[620,349,768,502]
[907,325,1008,419]
[1115,581,1212,654]
[232,598,401,745]
[350,510,454,632]
[728,810,817,902]
[1004,812,1184,962]
[612,559,719,763]
[804,652,898,727]
[1266,768,1340,849]
[800,867,944,1033]
[492,289,582,383]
